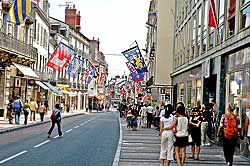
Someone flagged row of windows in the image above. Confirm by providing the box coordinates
[174,0,250,69]
[34,20,48,50]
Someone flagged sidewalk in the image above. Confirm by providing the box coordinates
[118,119,250,166]
[0,110,93,134]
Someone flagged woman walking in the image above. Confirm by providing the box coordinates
[23,100,30,125]
[189,107,202,160]
[48,104,63,138]
[217,103,241,166]
[173,102,189,166]
[159,104,175,166]
[38,102,46,121]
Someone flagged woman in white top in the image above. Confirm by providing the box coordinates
[160,104,175,166]
[172,102,189,166]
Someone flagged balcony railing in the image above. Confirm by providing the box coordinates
[0,32,37,61]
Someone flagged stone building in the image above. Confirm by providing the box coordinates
[0,0,38,117]
[171,0,250,157]
[144,0,175,104]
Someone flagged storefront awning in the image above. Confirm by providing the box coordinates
[13,63,39,78]
[35,81,49,90]
[43,82,64,96]
[61,90,77,97]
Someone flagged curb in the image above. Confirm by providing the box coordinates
[0,112,87,134]
[112,117,123,166]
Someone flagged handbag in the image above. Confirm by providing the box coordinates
[188,134,193,143]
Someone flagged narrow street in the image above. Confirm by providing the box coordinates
[0,112,119,166]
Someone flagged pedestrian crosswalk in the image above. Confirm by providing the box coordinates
[118,119,250,166]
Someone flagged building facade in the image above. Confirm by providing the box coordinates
[172,0,250,156]
[0,0,38,118]
[145,0,175,104]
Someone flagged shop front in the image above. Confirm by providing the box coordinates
[225,47,250,157]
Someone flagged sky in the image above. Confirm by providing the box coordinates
[49,0,150,79]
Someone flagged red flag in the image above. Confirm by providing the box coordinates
[32,0,40,4]
[47,43,74,71]
[208,0,217,28]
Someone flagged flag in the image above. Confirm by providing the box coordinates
[122,45,148,73]
[47,42,74,71]
[32,0,40,7]
[126,62,144,82]
[208,0,217,28]
[86,68,96,84]
[97,72,106,84]
[6,0,32,25]
[67,56,84,78]
[81,67,91,83]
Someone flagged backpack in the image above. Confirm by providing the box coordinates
[224,114,238,139]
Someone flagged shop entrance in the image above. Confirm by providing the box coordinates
[203,74,217,107]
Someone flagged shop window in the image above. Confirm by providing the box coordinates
[187,81,192,107]
[218,25,224,43]
[196,79,201,105]
[179,83,185,102]
[241,3,250,29]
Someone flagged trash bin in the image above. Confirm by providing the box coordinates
[0,108,4,117]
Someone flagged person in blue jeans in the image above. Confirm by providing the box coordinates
[12,96,23,125]
[23,100,30,125]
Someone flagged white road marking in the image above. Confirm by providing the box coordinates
[0,151,28,164]
[53,135,59,138]
[33,140,50,148]
[74,125,79,129]
[80,123,84,126]
[66,129,73,133]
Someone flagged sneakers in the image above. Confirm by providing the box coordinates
[47,134,51,138]
[205,143,211,146]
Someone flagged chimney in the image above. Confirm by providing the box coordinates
[65,4,81,31]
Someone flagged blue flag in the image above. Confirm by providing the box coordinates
[86,68,96,84]
[122,46,148,73]
[67,57,84,78]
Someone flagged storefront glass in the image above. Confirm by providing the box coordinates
[196,79,202,105]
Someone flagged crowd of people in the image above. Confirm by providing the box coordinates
[119,100,250,166]
[6,95,48,125]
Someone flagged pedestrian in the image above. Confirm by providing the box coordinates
[159,104,175,166]
[147,103,154,128]
[29,98,38,121]
[13,96,23,125]
[48,104,63,138]
[217,103,241,166]
[172,102,189,166]
[6,99,14,124]
[153,106,161,129]
[140,104,147,128]
[200,104,212,146]
[66,104,70,113]
[243,110,250,150]
[189,107,202,160]
[38,102,46,121]
[23,100,30,125]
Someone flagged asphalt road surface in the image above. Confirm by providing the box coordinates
[0,112,120,166]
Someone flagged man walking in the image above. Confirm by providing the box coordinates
[12,96,23,125]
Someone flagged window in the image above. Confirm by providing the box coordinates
[240,0,250,29]
[187,81,192,107]
[218,0,225,43]
[227,0,236,37]
[40,26,43,46]
[209,31,215,48]
[37,23,40,43]
[33,19,36,40]
[14,25,18,39]
[192,14,196,57]
[197,8,202,55]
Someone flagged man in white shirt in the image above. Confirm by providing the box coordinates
[140,104,147,128]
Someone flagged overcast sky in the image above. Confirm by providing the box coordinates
[49,0,150,79]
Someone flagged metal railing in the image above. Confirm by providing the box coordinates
[0,32,37,60]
